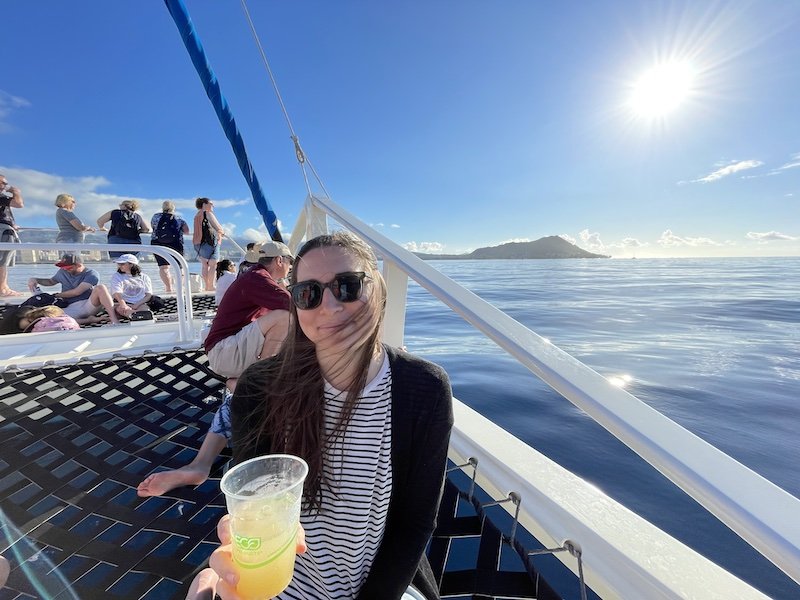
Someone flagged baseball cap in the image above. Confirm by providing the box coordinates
[55,254,82,268]
[113,253,140,265]
[244,241,294,263]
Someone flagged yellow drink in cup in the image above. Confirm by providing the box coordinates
[221,455,308,600]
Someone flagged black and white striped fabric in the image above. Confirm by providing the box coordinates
[279,354,393,599]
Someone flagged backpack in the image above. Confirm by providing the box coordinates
[20,292,70,309]
[200,211,217,246]
[26,315,80,333]
[112,209,140,240]
[154,213,181,244]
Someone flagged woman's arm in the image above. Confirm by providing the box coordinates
[96,210,112,230]
[208,212,225,238]
[129,275,153,310]
[130,294,152,310]
[138,213,151,233]
[112,292,132,317]
[27,276,57,289]
[109,273,133,316]
[68,217,94,232]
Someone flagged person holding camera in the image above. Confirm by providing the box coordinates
[0,173,24,297]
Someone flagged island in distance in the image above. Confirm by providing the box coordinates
[414,236,610,260]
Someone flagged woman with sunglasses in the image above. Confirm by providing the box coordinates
[197,231,453,600]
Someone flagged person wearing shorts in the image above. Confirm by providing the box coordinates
[136,240,293,498]
[191,197,225,291]
[151,201,189,292]
[27,254,121,325]
[0,173,24,297]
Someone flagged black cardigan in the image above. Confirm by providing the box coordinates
[231,345,454,600]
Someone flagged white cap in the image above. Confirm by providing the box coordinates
[113,253,140,265]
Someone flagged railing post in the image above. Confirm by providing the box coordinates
[381,259,407,348]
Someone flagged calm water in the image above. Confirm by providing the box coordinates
[6,257,800,598]
[402,257,799,600]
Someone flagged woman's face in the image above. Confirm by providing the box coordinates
[18,317,32,331]
[117,262,132,273]
[66,198,76,210]
[293,246,374,348]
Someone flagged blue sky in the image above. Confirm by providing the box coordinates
[2,0,799,257]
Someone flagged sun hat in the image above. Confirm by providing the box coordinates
[114,253,140,265]
[55,254,82,268]
[244,241,294,263]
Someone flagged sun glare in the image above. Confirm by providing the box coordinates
[628,62,694,118]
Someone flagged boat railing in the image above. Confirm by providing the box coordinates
[289,193,800,594]
[0,242,196,342]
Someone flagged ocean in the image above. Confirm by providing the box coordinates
[403,257,799,599]
[5,256,799,598]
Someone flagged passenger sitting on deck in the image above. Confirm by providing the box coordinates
[237,242,258,276]
[136,241,292,498]
[109,254,153,319]
[214,259,237,306]
[27,254,121,325]
[0,305,79,334]
[193,232,454,600]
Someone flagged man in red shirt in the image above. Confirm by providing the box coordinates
[137,240,293,497]
[204,241,292,379]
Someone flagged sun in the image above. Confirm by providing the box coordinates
[628,61,694,118]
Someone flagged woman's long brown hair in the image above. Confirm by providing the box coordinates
[234,232,387,510]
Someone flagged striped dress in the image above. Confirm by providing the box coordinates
[278,354,393,599]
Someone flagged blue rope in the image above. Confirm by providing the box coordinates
[164,0,283,242]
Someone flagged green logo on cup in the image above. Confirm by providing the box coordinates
[234,534,262,551]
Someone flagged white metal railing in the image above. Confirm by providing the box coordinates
[289,194,800,591]
[0,242,195,342]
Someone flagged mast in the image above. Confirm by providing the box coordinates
[164,0,283,242]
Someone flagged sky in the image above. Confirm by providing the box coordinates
[1,0,799,258]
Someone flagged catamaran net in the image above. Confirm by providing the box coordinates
[0,350,562,599]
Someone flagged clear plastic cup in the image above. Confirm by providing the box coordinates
[220,454,308,600]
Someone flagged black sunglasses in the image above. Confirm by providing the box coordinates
[288,271,369,310]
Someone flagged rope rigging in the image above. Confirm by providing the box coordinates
[239,0,333,202]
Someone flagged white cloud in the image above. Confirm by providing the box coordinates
[605,238,650,252]
[776,152,800,172]
[0,90,31,132]
[221,222,237,238]
[402,241,444,253]
[746,231,798,242]
[242,225,269,241]
[693,159,763,183]
[657,229,722,247]
[498,237,530,245]
[578,228,605,251]
[622,237,646,248]
[559,234,576,245]
[0,166,248,228]
[390,224,400,229]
